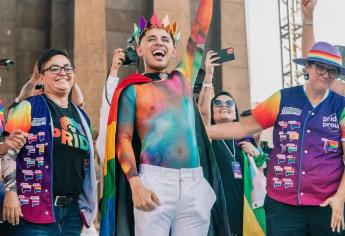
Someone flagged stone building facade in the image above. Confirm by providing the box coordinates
[0,0,249,132]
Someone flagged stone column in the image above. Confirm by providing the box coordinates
[0,0,17,107]
[221,0,250,112]
[74,0,107,129]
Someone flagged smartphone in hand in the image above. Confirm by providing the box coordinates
[213,47,235,64]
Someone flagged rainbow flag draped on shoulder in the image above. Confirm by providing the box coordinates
[243,152,266,236]
[100,75,151,236]
[99,0,231,235]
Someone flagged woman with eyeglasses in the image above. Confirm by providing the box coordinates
[198,51,267,236]
[206,37,345,235]
[1,48,97,235]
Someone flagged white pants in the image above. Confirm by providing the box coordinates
[134,164,216,236]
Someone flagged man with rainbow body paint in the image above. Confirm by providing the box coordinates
[100,0,231,235]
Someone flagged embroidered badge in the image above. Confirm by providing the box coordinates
[286,143,298,153]
[284,166,295,176]
[322,138,338,153]
[36,157,44,168]
[277,154,286,164]
[281,107,302,116]
[288,121,301,130]
[278,121,288,129]
[27,134,37,144]
[279,131,287,142]
[283,178,293,188]
[287,131,299,141]
[18,195,29,206]
[287,155,296,164]
[33,183,42,194]
[22,170,34,181]
[24,158,35,168]
[38,132,45,142]
[20,183,32,193]
[274,166,284,175]
[273,177,282,187]
[30,196,40,207]
[35,170,43,181]
[31,117,46,127]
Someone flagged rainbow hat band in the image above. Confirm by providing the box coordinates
[294,41,345,76]
[132,13,181,46]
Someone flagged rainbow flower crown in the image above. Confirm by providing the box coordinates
[132,13,181,46]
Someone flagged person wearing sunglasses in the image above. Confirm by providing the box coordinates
[198,51,267,236]
[1,49,97,235]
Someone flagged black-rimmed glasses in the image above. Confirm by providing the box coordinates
[311,62,339,79]
[41,65,75,74]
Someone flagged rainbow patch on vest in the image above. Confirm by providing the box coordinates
[35,170,43,181]
[36,157,44,168]
[19,195,29,206]
[33,183,42,194]
[284,166,295,176]
[30,196,40,207]
[322,138,338,153]
[273,177,282,188]
[283,178,293,188]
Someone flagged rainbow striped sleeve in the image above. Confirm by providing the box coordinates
[252,91,281,129]
[340,107,345,141]
[175,0,212,87]
[5,100,32,134]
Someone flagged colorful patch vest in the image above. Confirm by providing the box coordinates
[253,85,345,205]
[5,95,97,226]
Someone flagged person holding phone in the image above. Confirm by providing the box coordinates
[198,50,267,236]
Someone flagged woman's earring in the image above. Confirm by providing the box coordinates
[303,68,309,80]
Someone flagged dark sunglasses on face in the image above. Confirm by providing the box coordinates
[41,64,75,75]
[311,62,339,79]
[213,99,235,107]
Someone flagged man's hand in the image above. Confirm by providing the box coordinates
[3,191,23,225]
[302,0,317,21]
[320,193,345,233]
[239,141,260,157]
[129,176,161,212]
[1,130,27,154]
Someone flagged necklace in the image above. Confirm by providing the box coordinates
[222,139,236,161]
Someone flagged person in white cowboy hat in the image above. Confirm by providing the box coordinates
[206,14,345,236]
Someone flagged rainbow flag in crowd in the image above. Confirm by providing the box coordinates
[242,153,266,236]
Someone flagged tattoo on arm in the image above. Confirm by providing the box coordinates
[1,152,17,192]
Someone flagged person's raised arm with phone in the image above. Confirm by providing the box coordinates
[198,50,220,125]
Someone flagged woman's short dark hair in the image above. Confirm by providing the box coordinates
[37,49,70,73]
[211,91,240,124]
